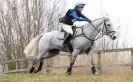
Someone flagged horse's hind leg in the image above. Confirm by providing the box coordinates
[28,50,47,73]
[33,60,43,73]
[32,51,47,73]
[33,49,59,73]
[28,59,35,73]
[28,58,43,73]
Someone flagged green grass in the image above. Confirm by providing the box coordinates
[0,73,133,82]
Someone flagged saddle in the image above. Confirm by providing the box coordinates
[60,26,76,38]
[60,29,73,52]
[58,26,83,52]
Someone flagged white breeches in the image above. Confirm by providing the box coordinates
[62,21,87,35]
[62,25,73,34]
[73,21,87,27]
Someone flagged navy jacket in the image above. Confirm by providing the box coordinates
[70,10,90,21]
[61,9,91,25]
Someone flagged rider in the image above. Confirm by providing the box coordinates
[59,1,91,46]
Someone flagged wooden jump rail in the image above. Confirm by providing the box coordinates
[95,48,133,73]
[1,48,133,74]
[0,57,35,74]
[96,48,133,53]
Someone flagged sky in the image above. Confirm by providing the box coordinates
[66,0,133,48]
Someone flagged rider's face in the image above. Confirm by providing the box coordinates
[77,6,84,12]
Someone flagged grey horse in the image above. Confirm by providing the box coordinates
[23,17,116,75]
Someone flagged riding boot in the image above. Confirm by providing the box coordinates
[63,33,72,46]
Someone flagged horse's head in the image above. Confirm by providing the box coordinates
[102,18,116,40]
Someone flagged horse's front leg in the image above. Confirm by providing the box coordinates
[66,49,80,75]
[87,46,98,75]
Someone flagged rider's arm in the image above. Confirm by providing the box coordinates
[70,11,89,21]
[80,13,91,21]
[80,13,92,23]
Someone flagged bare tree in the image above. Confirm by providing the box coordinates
[0,0,65,70]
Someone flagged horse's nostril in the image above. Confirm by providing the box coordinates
[112,36,116,40]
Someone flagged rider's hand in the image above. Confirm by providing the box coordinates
[85,19,91,23]
[87,19,91,23]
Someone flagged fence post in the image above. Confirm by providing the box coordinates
[16,62,18,71]
[131,50,133,71]
[97,51,102,74]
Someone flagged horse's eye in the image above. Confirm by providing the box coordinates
[107,24,110,26]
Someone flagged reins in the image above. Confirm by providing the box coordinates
[73,19,114,42]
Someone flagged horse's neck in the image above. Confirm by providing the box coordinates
[93,18,104,29]
[83,18,104,39]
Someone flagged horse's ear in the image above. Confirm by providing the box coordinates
[106,18,110,21]
[104,18,110,21]
[102,16,108,21]
[103,14,110,21]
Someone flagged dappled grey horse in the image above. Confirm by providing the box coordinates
[23,18,116,75]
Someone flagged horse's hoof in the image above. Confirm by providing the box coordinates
[28,66,34,73]
[33,70,38,73]
[66,71,72,75]
[28,61,35,73]
[91,66,98,75]
[94,72,99,76]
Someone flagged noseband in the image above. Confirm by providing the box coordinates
[103,20,116,36]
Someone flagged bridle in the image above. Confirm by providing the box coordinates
[74,19,116,42]
[102,20,116,36]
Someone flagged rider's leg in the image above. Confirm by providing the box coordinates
[73,21,87,27]
[62,25,73,46]
[63,33,72,45]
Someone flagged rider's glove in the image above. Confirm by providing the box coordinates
[87,19,91,23]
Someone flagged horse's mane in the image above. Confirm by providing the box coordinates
[92,17,110,23]
[92,18,103,22]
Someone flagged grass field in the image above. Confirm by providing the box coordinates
[0,73,133,82]
[1,52,132,82]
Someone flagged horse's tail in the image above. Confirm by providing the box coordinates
[23,34,43,57]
